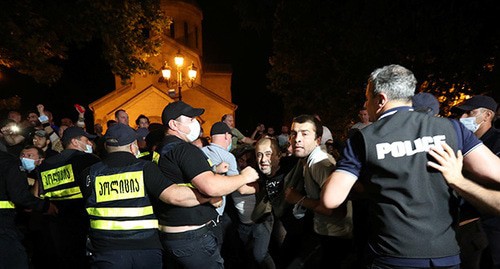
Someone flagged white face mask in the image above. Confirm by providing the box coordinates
[134,144,141,159]
[178,120,201,142]
[460,117,481,133]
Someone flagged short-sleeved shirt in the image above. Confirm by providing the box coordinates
[336,106,482,267]
[156,135,218,226]
[231,127,246,149]
[201,143,239,215]
[304,146,352,237]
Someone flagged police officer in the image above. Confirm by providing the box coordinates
[37,126,100,269]
[322,64,500,268]
[80,123,220,269]
[157,101,259,269]
[0,149,57,269]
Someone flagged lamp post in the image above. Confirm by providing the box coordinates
[161,50,197,101]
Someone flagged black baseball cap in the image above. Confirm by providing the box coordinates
[161,101,204,125]
[210,122,232,136]
[454,95,498,112]
[61,126,97,144]
[105,123,138,146]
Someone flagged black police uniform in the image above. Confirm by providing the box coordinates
[357,109,461,264]
[0,151,50,269]
[37,149,100,269]
[80,152,169,269]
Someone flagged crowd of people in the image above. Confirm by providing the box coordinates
[1,64,500,269]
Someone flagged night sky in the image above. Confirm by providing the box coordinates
[0,0,280,136]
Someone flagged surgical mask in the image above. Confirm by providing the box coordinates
[84,144,93,154]
[134,144,141,159]
[179,120,201,142]
[460,117,481,133]
[227,142,232,152]
[21,158,36,172]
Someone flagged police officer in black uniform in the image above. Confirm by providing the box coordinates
[80,123,219,269]
[0,149,57,269]
[37,126,100,269]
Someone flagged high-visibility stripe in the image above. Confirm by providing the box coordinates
[87,206,154,217]
[177,183,195,189]
[152,152,160,164]
[0,201,15,209]
[40,186,82,200]
[139,151,150,158]
[90,219,158,230]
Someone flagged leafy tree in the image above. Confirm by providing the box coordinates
[0,0,167,84]
[265,0,500,135]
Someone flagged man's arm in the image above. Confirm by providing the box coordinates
[191,166,259,197]
[285,186,340,216]
[159,185,222,208]
[320,171,358,209]
[462,144,500,184]
[428,143,500,215]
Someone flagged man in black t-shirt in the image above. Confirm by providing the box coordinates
[157,101,259,269]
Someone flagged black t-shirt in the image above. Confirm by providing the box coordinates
[156,135,218,226]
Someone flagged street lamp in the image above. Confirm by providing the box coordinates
[161,50,197,101]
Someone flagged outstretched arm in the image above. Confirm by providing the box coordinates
[428,143,500,215]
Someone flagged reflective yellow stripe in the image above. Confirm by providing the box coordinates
[152,152,160,164]
[90,219,158,230]
[177,183,195,189]
[0,201,15,209]
[87,206,154,217]
[138,151,150,158]
[40,186,82,200]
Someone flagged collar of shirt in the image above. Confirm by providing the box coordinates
[104,151,137,167]
[378,106,414,120]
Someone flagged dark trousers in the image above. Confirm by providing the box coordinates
[318,234,352,269]
[43,214,89,269]
[160,227,223,269]
[90,249,162,269]
[368,261,460,269]
[456,220,488,269]
[0,227,29,269]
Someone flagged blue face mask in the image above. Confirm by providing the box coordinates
[460,117,480,133]
[227,142,232,152]
[21,158,36,172]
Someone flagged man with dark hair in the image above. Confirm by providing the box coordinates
[286,114,352,269]
[322,64,500,268]
[157,101,259,268]
[36,126,101,269]
[0,150,57,268]
[115,109,129,126]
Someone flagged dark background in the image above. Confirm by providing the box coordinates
[0,0,281,136]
